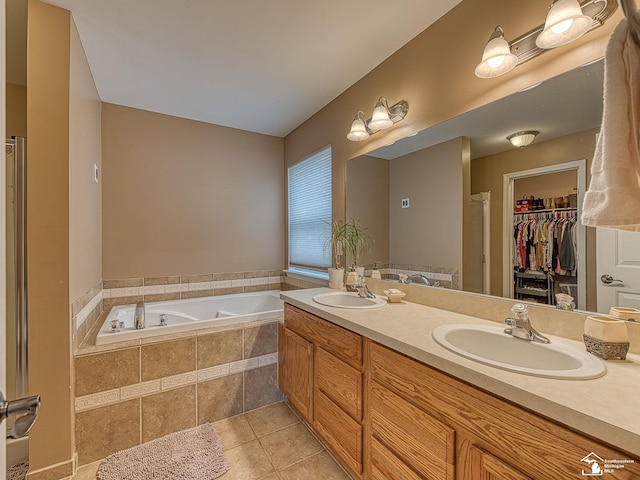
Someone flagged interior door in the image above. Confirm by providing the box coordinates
[468,192,490,294]
[596,228,640,313]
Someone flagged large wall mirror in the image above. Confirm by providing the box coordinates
[346,59,640,316]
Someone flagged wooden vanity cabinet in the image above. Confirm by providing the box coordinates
[280,304,364,478]
[280,305,640,480]
[368,341,640,480]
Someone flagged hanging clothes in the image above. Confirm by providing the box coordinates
[513,210,578,277]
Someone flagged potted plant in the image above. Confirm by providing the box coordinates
[345,217,371,277]
[326,219,348,289]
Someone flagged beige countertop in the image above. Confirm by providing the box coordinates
[281,287,640,458]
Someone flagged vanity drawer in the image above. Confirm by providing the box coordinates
[370,438,423,480]
[285,304,362,367]
[314,388,362,476]
[315,346,362,421]
[370,380,455,480]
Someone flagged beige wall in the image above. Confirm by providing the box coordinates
[26,0,73,476]
[101,103,285,279]
[514,170,577,205]
[283,0,618,265]
[471,128,598,310]
[6,82,27,137]
[69,18,102,305]
[345,154,389,266]
[390,137,466,273]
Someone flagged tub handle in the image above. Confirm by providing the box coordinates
[159,314,167,326]
[110,319,125,333]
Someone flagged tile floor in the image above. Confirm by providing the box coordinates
[72,401,352,480]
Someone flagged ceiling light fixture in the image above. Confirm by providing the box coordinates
[475,0,616,79]
[507,130,539,147]
[347,97,409,141]
[475,26,518,78]
[536,0,592,49]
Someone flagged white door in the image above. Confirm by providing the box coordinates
[596,228,640,313]
[468,192,490,294]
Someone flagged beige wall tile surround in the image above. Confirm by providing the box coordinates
[141,385,197,443]
[25,461,74,480]
[244,364,283,411]
[181,289,215,299]
[181,273,214,283]
[198,330,243,368]
[103,278,144,289]
[75,348,140,396]
[74,321,282,465]
[244,324,278,358]
[198,374,244,423]
[145,275,181,286]
[75,398,141,465]
[141,337,196,381]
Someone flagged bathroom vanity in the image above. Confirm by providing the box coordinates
[279,288,640,480]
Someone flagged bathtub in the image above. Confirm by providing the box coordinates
[96,290,283,345]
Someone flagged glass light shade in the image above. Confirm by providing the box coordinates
[347,112,369,141]
[536,0,592,49]
[507,131,539,147]
[368,98,393,131]
[475,33,517,78]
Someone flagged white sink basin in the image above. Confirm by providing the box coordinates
[313,291,387,309]
[432,324,606,379]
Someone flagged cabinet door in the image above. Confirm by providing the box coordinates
[281,327,313,421]
[467,444,531,480]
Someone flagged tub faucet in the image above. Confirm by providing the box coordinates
[409,274,431,286]
[504,303,550,344]
[134,301,145,330]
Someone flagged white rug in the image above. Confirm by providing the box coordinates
[97,423,229,480]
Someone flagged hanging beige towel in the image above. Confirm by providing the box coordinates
[581,19,640,231]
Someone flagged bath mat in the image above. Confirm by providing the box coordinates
[7,461,28,480]
[97,423,229,480]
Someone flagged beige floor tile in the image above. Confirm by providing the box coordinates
[214,415,257,450]
[259,474,280,480]
[277,451,350,480]
[245,402,299,438]
[259,423,323,470]
[72,460,100,480]
[218,439,275,480]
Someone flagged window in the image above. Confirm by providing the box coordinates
[288,146,332,273]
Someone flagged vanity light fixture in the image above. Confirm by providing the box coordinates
[475,0,617,79]
[475,26,518,78]
[347,97,409,141]
[347,112,370,141]
[536,0,592,49]
[507,130,539,147]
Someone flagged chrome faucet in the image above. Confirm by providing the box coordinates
[134,301,146,329]
[356,276,376,299]
[504,303,550,344]
[409,274,431,286]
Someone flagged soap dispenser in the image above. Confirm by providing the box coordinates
[370,261,381,280]
[345,264,359,292]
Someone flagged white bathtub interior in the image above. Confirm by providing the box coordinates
[96,290,284,345]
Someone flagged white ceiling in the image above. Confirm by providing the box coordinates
[40,0,462,137]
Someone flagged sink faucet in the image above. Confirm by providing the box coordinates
[356,276,376,299]
[504,303,550,343]
[134,301,145,329]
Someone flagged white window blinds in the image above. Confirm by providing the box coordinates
[288,146,332,271]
